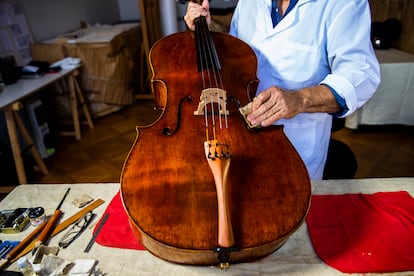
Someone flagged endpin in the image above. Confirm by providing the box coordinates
[213,246,239,270]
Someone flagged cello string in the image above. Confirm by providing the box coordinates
[196,15,229,141]
[200,19,219,134]
[200,19,228,130]
[200,17,217,134]
[195,17,211,141]
[198,16,227,133]
[196,16,217,140]
[203,22,223,131]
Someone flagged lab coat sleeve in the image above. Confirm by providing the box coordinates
[229,1,240,37]
[320,0,381,117]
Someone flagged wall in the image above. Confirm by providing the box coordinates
[15,0,121,42]
[8,0,239,43]
[118,0,140,22]
[117,0,239,33]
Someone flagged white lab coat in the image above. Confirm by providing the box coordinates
[229,0,380,179]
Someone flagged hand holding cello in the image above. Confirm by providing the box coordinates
[183,0,211,31]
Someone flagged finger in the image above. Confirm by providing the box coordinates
[261,107,283,127]
[253,89,273,110]
[246,102,268,126]
[202,0,209,10]
[247,88,283,126]
[202,0,211,25]
[246,91,269,121]
[184,2,203,30]
[256,108,278,127]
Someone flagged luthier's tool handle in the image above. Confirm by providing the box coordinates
[11,199,105,264]
[0,221,47,271]
[34,209,62,248]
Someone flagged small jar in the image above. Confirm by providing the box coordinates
[28,207,45,226]
[17,256,35,276]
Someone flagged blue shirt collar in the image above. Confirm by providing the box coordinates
[271,0,299,27]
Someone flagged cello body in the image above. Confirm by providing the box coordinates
[120,30,311,265]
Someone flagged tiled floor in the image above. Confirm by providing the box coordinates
[10,99,414,184]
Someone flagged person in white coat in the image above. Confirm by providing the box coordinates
[184,0,381,180]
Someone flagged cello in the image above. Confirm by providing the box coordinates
[120,1,311,268]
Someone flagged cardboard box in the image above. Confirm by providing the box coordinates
[31,23,142,117]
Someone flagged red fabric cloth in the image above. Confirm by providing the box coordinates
[93,191,145,250]
[306,191,414,273]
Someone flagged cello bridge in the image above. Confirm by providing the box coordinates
[194,88,229,116]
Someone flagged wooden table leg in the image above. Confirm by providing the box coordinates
[59,70,94,140]
[67,73,81,140]
[4,107,27,184]
[73,73,94,129]
[13,111,49,175]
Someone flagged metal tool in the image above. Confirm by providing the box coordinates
[84,213,109,253]
[0,244,13,259]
